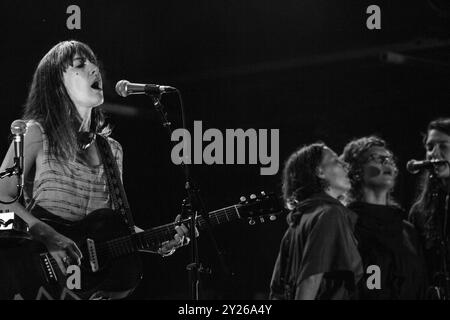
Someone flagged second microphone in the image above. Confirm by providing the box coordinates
[115,80,176,97]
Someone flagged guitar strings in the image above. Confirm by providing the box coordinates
[98,203,281,259]
[93,204,280,259]
[95,208,238,257]
[41,202,276,271]
[93,207,241,258]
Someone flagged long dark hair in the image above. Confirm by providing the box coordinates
[23,40,110,160]
[282,142,328,209]
[415,118,450,212]
[341,135,399,206]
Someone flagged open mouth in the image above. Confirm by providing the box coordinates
[430,159,449,171]
[91,80,102,91]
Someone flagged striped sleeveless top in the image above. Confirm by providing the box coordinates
[24,121,123,222]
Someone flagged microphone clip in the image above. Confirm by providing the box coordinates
[0,166,17,179]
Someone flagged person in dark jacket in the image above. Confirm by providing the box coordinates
[341,136,426,299]
[270,142,363,300]
[409,118,450,299]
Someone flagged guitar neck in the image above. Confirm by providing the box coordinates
[139,205,242,248]
[106,204,242,257]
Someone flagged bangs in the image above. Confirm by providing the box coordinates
[53,40,98,72]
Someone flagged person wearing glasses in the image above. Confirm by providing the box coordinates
[270,142,363,300]
[341,136,426,299]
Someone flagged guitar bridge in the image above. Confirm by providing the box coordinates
[87,238,99,272]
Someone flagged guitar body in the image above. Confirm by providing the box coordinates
[0,191,283,300]
[0,207,142,300]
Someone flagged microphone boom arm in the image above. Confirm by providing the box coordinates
[0,160,24,204]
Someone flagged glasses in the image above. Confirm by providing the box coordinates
[366,154,396,166]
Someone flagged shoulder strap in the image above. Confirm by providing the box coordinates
[96,135,135,232]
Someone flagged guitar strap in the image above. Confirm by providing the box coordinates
[96,135,135,233]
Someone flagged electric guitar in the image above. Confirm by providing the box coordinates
[0,192,284,300]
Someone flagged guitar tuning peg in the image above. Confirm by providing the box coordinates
[250,194,256,200]
[260,191,266,196]
[269,215,277,221]
[240,196,247,203]
[248,218,256,226]
[259,217,265,223]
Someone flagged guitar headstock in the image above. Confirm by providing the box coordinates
[237,191,285,225]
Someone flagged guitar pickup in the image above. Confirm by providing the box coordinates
[86,238,99,272]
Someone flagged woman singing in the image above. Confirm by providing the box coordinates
[409,118,450,299]
[0,40,189,299]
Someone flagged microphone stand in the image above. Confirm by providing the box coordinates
[0,157,29,244]
[0,157,23,204]
[150,93,232,300]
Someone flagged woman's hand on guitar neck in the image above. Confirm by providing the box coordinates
[159,214,199,256]
[136,214,199,257]
[29,220,83,275]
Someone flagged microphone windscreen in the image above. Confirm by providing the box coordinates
[406,160,418,174]
[115,80,129,97]
[10,120,27,135]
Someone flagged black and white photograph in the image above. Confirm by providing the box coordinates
[0,0,449,306]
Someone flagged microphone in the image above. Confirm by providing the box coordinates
[10,120,27,188]
[406,159,449,174]
[115,80,176,97]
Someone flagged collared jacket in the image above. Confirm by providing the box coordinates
[270,193,363,300]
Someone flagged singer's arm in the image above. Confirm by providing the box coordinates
[0,123,82,274]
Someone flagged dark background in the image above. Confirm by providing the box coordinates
[1,0,450,299]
